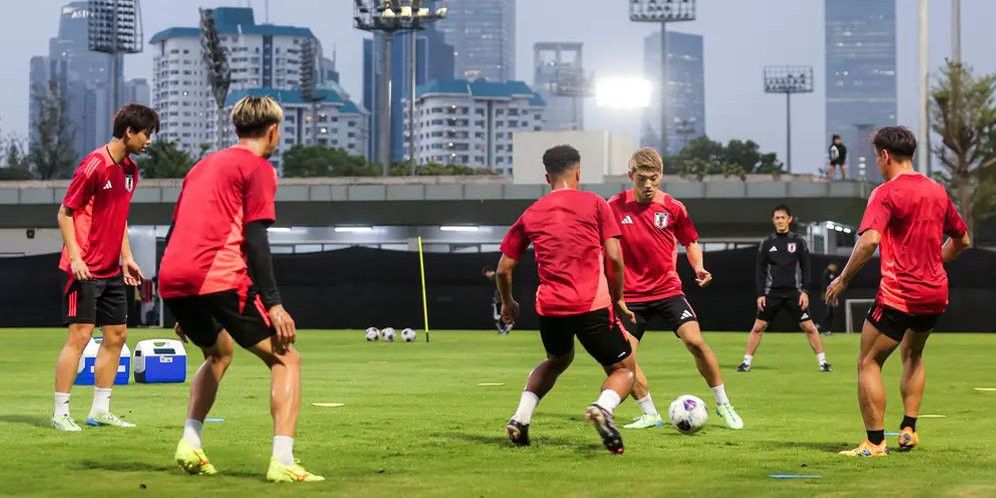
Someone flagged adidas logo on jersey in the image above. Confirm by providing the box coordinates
[769,246,778,252]
[103,180,113,190]
[621,215,634,225]
[680,310,694,320]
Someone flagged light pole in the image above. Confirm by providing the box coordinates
[200,8,231,151]
[88,0,143,118]
[354,1,447,176]
[550,67,594,131]
[629,0,695,157]
[763,65,813,174]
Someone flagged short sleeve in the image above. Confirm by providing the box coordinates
[858,185,891,235]
[943,196,968,238]
[62,156,102,211]
[672,201,699,245]
[596,197,621,241]
[500,216,530,260]
[244,161,277,224]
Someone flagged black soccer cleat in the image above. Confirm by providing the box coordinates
[820,362,833,373]
[736,362,752,372]
[585,404,624,455]
[505,418,530,446]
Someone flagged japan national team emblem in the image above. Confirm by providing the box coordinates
[787,242,796,253]
[124,177,134,192]
[654,211,669,230]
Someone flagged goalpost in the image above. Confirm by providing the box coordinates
[845,299,875,333]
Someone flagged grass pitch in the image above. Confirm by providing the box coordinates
[1,329,994,497]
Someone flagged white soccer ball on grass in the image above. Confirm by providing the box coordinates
[401,328,417,342]
[364,327,381,341]
[382,327,396,341]
[668,395,708,434]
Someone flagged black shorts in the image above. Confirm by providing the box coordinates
[164,288,274,349]
[538,308,632,366]
[63,275,128,326]
[756,291,813,323]
[621,296,698,341]
[866,302,941,342]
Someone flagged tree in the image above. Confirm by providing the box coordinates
[930,60,996,245]
[0,133,34,180]
[389,161,491,176]
[28,81,76,179]
[140,140,197,178]
[282,145,377,177]
[666,136,784,179]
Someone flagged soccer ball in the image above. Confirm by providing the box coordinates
[401,328,416,342]
[382,327,396,341]
[364,327,381,341]
[668,395,708,434]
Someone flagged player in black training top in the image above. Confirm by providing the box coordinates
[736,204,832,373]
[482,267,512,335]
[828,134,847,181]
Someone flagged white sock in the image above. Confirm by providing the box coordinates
[594,389,622,414]
[636,394,659,417]
[54,392,71,417]
[89,387,112,417]
[273,435,295,466]
[817,353,827,365]
[513,391,540,425]
[743,354,753,365]
[183,418,204,449]
[711,384,731,406]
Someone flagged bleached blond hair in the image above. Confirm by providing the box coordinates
[231,95,284,138]
[628,147,663,173]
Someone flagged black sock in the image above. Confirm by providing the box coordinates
[866,429,885,445]
[901,416,917,432]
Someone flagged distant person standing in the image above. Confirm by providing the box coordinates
[482,267,512,335]
[828,135,848,181]
[821,263,841,335]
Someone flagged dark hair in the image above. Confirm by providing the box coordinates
[832,134,841,140]
[112,103,160,139]
[772,204,792,217]
[542,145,581,175]
[872,126,916,159]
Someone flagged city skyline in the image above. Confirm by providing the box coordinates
[3,0,996,174]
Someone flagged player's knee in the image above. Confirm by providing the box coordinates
[751,325,766,335]
[684,338,707,357]
[100,327,127,346]
[548,352,573,372]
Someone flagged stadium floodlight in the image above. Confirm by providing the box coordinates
[354,1,447,176]
[440,226,481,232]
[88,0,144,117]
[763,65,814,174]
[629,0,696,155]
[550,66,594,131]
[201,8,232,150]
[335,226,374,233]
[595,78,653,110]
[267,227,293,233]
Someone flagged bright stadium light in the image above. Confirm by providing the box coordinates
[267,227,293,233]
[335,226,374,233]
[595,78,652,109]
[440,226,481,232]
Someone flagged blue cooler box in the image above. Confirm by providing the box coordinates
[74,337,130,385]
[133,339,187,383]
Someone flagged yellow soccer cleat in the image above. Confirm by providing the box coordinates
[175,439,218,475]
[839,439,889,457]
[897,427,919,452]
[266,457,326,483]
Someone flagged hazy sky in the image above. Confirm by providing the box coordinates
[3,0,995,174]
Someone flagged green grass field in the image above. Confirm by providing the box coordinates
[1,329,994,498]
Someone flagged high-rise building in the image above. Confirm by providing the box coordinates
[825,0,896,182]
[533,42,584,132]
[433,0,515,82]
[224,88,369,173]
[149,7,347,154]
[29,2,121,164]
[406,78,545,174]
[124,78,150,106]
[362,26,455,162]
[641,31,705,155]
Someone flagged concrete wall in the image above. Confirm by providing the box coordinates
[512,131,636,185]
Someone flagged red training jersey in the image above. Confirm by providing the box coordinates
[158,147,278,299]
[59,146,139,279]
[500,189,621,317]
[608,189,699,303]
[858,173,967,314]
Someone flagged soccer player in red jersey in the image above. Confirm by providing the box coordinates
[826,127,970,457]
[609,148,743,430]
[497,145,636,454]
[51,103,159,432]
[159,97,322,482]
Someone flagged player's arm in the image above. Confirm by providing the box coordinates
[495,255,519,325]
[244,219,296,350]
[755,240,767,309]
[675,205,710,287]
[120,224,143,286]
[57,204,91,281]
[604,237,636,324]
[825,229,879,306]
[942,231,970,263]
[684,242,711,287]
[797,237,812,309]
